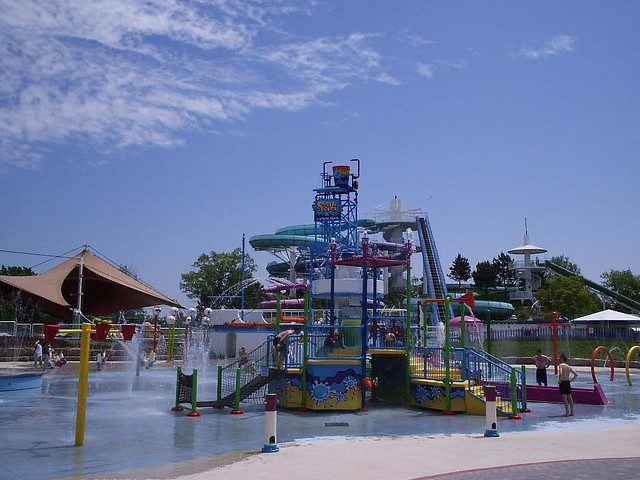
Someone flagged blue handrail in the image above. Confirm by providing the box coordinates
[410,345,525,413]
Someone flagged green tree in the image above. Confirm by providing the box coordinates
[535,276,599,318]
[448,254,471,287]
[180,249,264,309]
[601,269,640,312]
[492,252,515,287]
[548,255,581,275]
[472,261,498,293]
[0,266,35,276]
[0,265,50,323]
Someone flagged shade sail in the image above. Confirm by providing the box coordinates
[572,309,640,323]
[0,249,181,321]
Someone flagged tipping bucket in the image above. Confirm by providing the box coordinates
[93,323,112,341]
[332,165,350,187]
[121,324,136,341]
[43,324,60,342]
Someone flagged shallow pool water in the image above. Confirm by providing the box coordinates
[0,364,638,479]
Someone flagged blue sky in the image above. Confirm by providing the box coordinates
[1,1,638,309]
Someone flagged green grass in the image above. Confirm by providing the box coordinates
[483,339,639,361]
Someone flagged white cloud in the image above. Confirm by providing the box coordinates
[397,31,434,47]
[417,63,434,78]
[510,34,577,59]
[0,0,393,170]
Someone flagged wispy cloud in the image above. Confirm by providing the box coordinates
[510,34,576,59]
[397,31,434,47]
[0,0,393,170]
[416,58,466,79]
[416,63,433,78]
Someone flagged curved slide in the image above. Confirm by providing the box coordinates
[250,219,376,253]
[251,218,515,318]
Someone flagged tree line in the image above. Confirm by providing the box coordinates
[447,252,640,318]
[2,249,639,323]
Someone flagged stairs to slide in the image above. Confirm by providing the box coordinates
[416,216,452,325]
[198,340,278,408]
[411,345,525,416]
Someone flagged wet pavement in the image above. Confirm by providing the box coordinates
[0,363,639,479]
[415,457,640,480]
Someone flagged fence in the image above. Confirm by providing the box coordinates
[217,340,273,405]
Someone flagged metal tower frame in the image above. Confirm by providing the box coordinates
[312,160,360,265]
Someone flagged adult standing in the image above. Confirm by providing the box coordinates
[558,354,578,416]
[532,348,551,386]
[34,341,43,369]
[41,342,51,370]
[273,328,299,369]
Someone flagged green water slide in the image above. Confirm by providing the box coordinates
[545,261,640,312]
[250,219,377,252]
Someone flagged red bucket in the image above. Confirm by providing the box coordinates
[43,324,60,342]
[93,323,112,341]
[121,324,136,341]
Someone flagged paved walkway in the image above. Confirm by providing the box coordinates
[172,421,640,480]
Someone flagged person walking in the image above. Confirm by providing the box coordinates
[558,354,578,416]
[41,343,51,370]
[532,348,551,386]
[34,341,43,369]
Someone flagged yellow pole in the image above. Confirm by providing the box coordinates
[75,323,91,446]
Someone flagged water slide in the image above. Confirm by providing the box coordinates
[251,219,378,276]
[545,261,640,312]
[416,216,453,325]
[250,220,376,253]
[447,295,515,317]
[252,217,516,318]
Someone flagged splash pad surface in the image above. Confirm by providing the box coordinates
[0,364,638,479]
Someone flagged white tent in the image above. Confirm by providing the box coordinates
[572,309,640,323]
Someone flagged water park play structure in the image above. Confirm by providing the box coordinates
[177,160,640,418]
[175,161,538,417]
[3,159,640,478]
[163,159,640,420]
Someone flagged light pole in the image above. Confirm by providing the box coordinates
[203,307,212,350]
[167,308,177,364]
[152,306,161,355]
[184,307,196,361]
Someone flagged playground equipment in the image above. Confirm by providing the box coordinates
[171,339,285,416]
[520,342,610,406]
[171,367,201,416]
[195,161,530,418]
[590,346,615,383]
[625,345,640,386]
[44,321,136,446]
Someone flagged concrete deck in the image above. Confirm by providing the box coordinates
[0,361,638,480]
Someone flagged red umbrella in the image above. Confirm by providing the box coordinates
[450,315,483,327]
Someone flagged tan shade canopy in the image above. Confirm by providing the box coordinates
[0,249,181,321]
